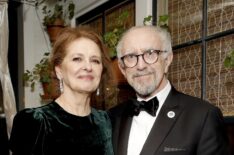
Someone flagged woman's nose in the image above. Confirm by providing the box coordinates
[82,61,92,71]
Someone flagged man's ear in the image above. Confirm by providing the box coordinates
[118,59,126,77]
[164,52,173,73]
[55,66,62,80]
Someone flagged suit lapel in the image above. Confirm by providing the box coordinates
[117,107,133,155]
[140,88,184,155]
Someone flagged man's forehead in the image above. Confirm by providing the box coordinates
[122,32,162,51]
[126,27,153,36]
[124,28,160,42]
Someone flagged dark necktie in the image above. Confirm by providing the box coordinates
[131,97,159,116]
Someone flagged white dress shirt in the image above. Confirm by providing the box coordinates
[127,81,172,155]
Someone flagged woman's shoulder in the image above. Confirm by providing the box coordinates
[15,107,41,122]
[14,102,56,122]
[91,108,111,123]
[92,108,108,117]
[91,109,112,135]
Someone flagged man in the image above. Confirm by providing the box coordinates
[108,25,229,155]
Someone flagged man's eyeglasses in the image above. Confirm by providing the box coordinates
[120,49,165,68]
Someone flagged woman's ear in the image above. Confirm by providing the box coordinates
[164,53,173,73]
[55,66,62,80]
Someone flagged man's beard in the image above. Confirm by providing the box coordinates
[128,72,157,97]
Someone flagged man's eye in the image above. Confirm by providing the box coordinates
[145,50,156,56]
[145,52,153,56]
[146,49,154,54]
[126,55,136,59]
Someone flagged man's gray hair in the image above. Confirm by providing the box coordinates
[116,25,172,58]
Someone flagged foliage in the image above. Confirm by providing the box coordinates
[40,0,75,27]
[143,14,170,32]
[103,11,129,59]
[158,15,170,27]
[224,49,234,68]
[104,12,170,59]
[143,15,153,25]
[23,52,52,91]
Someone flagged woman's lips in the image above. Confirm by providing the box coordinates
[79,75,94,80]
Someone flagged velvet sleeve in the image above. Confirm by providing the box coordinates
[197,107,230,155]
[9,108,45,155]
[102,111,114,155]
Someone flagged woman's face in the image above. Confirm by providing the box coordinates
[55,37,103,94]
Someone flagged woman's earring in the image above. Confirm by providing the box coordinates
[59,79,64,93]
[96,88,100,96]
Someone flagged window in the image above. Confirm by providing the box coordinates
[76,0,135,36]
[154,0,234,116]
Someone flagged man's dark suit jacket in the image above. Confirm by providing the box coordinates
[108,87,230,155]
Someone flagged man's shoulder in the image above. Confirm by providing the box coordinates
[175,90,218,111]
[107,99,133,118]
[109,100,130,113]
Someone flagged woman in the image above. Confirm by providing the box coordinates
[10,26,114,155]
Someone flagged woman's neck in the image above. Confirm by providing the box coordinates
[55,92,91,116]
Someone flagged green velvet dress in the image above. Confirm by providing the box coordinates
[9,101,114,155]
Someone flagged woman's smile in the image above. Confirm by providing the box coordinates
[78,75,94,80]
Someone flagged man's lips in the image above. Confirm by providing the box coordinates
[133,73,152,78]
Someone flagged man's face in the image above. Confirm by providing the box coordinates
[118,28,173,98]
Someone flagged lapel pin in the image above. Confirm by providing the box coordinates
[167,111,175,118]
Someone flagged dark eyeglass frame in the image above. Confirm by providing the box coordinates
[120,49,165,68]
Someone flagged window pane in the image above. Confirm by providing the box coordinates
[206,34,234,116]
[208,0,234,35]
[105,1,135,32]
[83,16,103,35]
[168,0,203,46]
[168,45,202,98]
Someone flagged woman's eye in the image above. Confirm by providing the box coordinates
[73,57,82,62]
[91,59,101,64]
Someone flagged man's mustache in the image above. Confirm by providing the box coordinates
[132,71,154,78]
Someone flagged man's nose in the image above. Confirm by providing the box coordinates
[136,55,147,70]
